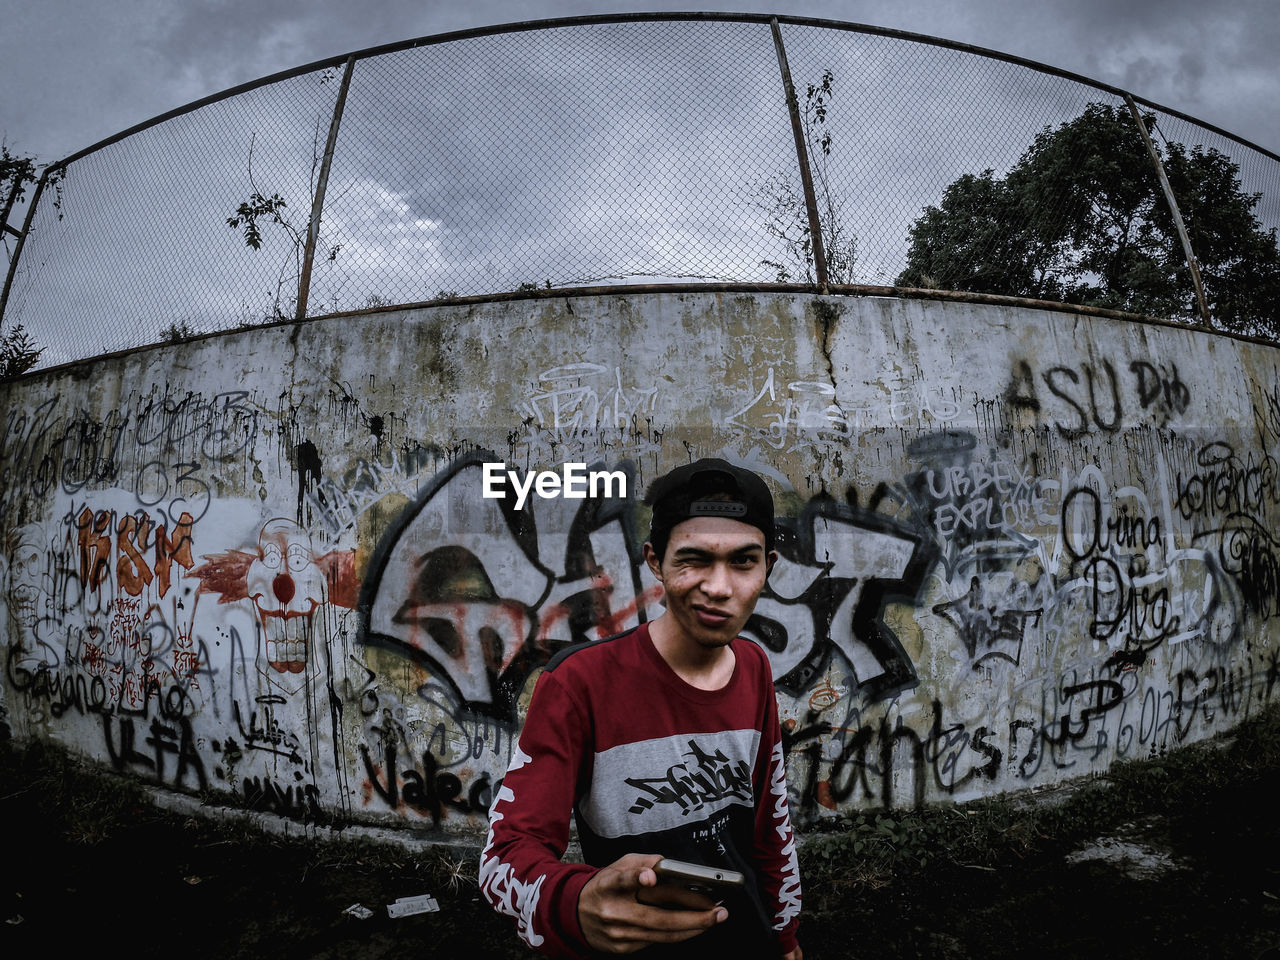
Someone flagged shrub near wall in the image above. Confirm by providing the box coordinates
[1,291,1277,835]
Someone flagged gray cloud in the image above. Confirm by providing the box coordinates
[4,0,1277,368]
[5,0,1277,164]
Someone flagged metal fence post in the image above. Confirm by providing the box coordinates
[0,167,51,329]
[770,18,829,293]
[296,55,356,323]
[1125,94,1212,327]
[2,176,25,245]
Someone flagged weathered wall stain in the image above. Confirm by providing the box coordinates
[1,292,1277,835]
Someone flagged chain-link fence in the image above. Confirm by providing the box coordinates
[4,14,1279,371]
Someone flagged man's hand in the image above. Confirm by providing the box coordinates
[782,946,803,960]
[578,853,727,954]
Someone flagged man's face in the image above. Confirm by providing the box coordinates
[644,516,773,650]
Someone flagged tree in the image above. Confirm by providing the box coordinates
[2,142,62,245]
[227,69,348,323]
[226,133,311,322]
[897,102,1280,337]
[2,143,52,375]
[2,144,38,228]
[1,323,41,379]
[756,69,858,284]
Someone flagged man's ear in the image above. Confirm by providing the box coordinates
[765,549,779,576]
[642,541,665,582]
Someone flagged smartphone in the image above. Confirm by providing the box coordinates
[636,858,746,911]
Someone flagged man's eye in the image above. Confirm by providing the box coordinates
[731,556,758,567]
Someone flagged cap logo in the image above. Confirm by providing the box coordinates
[689,500,747,518]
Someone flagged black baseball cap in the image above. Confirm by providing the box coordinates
[645,458,775,557]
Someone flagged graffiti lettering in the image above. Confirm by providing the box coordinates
[360,740,491,825]
[72,506,195,599]
[1175,443,1280,523]
[1008,357,1192,437]
[1061,486,1161,560]
[243,776,325,822]
[626,740,753,816]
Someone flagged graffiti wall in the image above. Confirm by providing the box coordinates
[2,292,1277,833]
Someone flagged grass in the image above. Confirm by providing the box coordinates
[4,700,1279,905]
[797,699,1280,899]
[0,734,476,894]
[4,705,1279,958]
[0,736,156,844]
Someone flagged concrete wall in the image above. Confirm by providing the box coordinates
[2,291,1276,834]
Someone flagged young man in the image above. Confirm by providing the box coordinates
[480,458,803,959]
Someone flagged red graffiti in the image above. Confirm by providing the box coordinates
[76,507,194,598]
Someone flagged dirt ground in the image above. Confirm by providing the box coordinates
[3,754,1279,959]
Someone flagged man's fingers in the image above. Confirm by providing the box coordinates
[599,895,726,935]
[598,906,728,946]
[628,904,727,934]
[602,862,657,895]
[597,853,663,896]
[598,894,725,930]
[579,853,726,954]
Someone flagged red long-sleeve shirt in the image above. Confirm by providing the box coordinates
[479,623,802,957]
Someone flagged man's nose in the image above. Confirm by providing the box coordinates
[701,562,733,598]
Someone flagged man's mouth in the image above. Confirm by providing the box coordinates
[693,606,733,628]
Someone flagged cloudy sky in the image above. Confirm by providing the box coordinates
[3,0,1278,164]
[2,0,1278,368]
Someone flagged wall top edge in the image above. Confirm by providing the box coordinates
[3,284,1273,387]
